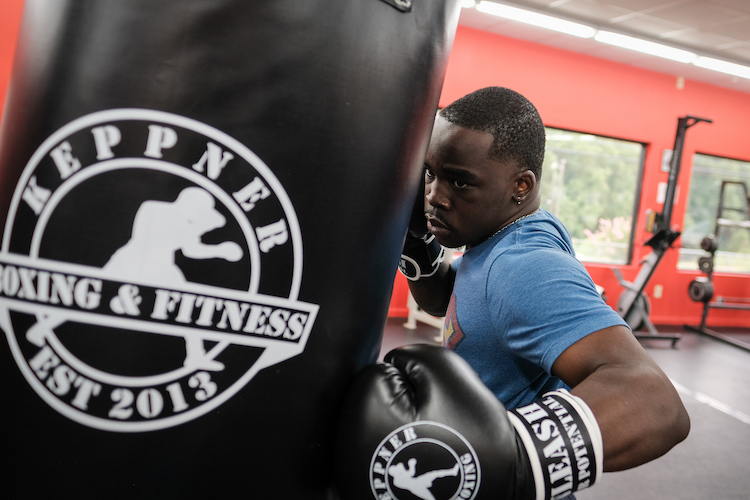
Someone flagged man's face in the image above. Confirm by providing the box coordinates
[424,116,519,249]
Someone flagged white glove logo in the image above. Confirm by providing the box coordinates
[369,421,480,500]
[389,458,461,500]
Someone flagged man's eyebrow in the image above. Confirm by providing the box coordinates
[441,165,478,181]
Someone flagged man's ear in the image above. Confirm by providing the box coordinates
[514,169,537,201]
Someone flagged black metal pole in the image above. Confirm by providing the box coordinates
[661,116,712,230]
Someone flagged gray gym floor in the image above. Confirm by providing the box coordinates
[380,319,750,500]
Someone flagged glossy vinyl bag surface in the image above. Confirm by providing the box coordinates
[0,0,460,497]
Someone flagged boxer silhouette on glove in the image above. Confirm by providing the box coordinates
[388,459,459,500]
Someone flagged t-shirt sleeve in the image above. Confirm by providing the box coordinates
[485,248,628,373]
[451,254,463,270]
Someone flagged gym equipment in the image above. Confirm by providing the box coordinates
[687,181,750,352]
[614,115,711,347]
[0,1,461,497]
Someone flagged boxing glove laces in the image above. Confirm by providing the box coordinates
[334,344,602,500]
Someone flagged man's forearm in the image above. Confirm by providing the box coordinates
[572,362,690,471]
[553,326,690,472]
[407,260,455,317]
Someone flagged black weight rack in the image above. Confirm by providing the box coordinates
[686,180,750,352]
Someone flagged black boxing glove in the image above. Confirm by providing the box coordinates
[333,344,603,500]
[399,170,445,281]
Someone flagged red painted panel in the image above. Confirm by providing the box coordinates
[388,272,410,318]
[0,0,24,122]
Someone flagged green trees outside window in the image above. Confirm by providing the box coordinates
[541,128,644,264]
[539,130,749,273]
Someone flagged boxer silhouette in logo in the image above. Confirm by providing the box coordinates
[388,458,460,500]
[27,187,243,371]
[102,187,242,370]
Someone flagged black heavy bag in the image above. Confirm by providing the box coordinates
[0,1,461,497]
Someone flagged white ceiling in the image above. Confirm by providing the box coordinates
[458,0,750,94]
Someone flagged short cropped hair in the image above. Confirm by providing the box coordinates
[439,87,545,180]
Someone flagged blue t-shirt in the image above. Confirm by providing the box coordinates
[444,209,628,410]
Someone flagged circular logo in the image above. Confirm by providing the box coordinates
[370,421,481,500]
[0,109,318,432]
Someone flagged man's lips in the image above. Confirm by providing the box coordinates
[425,214,449,233]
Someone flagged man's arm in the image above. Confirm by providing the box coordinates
[406,259,455,317]
[332,324,688,499]
[399,167,457,317]
[552,324,690,472]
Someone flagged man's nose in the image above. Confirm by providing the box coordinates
[425,180,449,210]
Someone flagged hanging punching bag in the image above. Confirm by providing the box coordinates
[0,1,461,497]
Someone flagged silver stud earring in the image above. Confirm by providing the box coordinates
[517,197,522,205]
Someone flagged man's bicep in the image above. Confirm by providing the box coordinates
[551,324,646,387]
[552,324,690,471]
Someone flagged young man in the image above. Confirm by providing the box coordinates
[333,87,690,500]
[404,87,689,473]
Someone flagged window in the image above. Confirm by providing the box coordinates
[541,128,644,264]
[679,154,750,274]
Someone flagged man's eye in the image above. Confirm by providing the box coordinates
[425,169,435,180]
[452,179,469,189]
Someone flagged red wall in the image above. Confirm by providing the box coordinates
[395,25,750,327]
[0,3,747,326]
[0,0,24,122]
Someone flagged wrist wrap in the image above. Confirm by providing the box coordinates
[508,390,604,500]
[399,234,445,281]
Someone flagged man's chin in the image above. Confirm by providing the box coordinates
[435,235,464,250]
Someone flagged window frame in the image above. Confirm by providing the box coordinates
[542,126,646,266]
